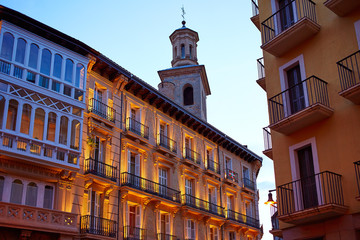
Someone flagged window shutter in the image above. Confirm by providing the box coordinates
[135,205,141,228]
[227,195,231,210]
[127,150,131,172]
[87,189,92,215]
[191,220,195,239]
[165,214,170,234]
[135,154,140,176]
[186,219,190,239]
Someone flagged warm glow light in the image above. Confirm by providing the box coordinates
[264,191,276,206]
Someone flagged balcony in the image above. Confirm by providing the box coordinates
[0,202,78,234]
[337,50,360,104]
[157,233,177,240]
[84,158,117,182]
[88,98,116,123]
[270,210,283,239]
[120,172,181,203]
[261,0,320,57]
[324,0,360,16]
[355,161,360,200]
[157,133,177,156]
[256,57,266,90]
[125,117,149,140]
[205,158,221,175]
[183,147,201,166]
[277,171,348,224]
[182,194,225,218]
[243,178,256,191]
[224,168,239,183]
[263,127,273,159]
[251,0,260,30]
[227,209,260,229]
[268,76,333,135]
[80,215,117,238]
[124,226,146,240]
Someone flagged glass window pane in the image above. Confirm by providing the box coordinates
[74,89,83,101]
[39,76,49,89]
[51,81,60,92]
[40,49,51,76]
[63,85,72,96]
[70,120,81,150]
[6,99,18,131]
[0,95,5,129]
[33,108,45,140]
[53,54,62,79]
[0,176,4,201]
[47,112,56,142]
[15,38,26,64]
[65,59,73,83]
[10,179,23,204]
[20,104,32,134]
[0,32,14,60]
[25,182,37,206]
[43,186,53,209]
[28,43,39,69]
[59,116,68,145]
[75,63,85,88]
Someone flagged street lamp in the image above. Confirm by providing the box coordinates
[264,189,277,206]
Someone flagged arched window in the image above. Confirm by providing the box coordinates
[53,54,62,79]
[33,108,45,140]
[181,44,185,59]
[28,43,39,69]
[183,85,194,106]
[0,176,4,201]
[65,59,74,83]
[40,49,51,76]
[15,38,26,64]
[10,179,23,204]
[189,45,193,59]
[6,99,18,131]
[75,63,85,88]
[0,95,5,129]
[25,182,37,206]
[0,32,14,60]
[59,116,68,145]
[47,112,57,142]
[70,120,81,150]
[43,185,53,209]
[20,104,32,134]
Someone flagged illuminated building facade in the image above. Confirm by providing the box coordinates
[0,5,263,240]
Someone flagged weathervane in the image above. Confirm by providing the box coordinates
[181,5,186,26]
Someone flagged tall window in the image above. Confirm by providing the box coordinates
[287,65,305,114]
[40,49,51,76]
[229,231,235,240]
[183,85,194,106]
[0,176,4,201]
[75,63,85,89]
[186,219,195,240]
[210,226,219,240]
[0,95,5,129]
[20,104,32,134]
[70,120,81,150]
[181,44,185,59]
[33,108,45,140]
[93,136,104,162]
[15,38,26,64]
[25,182,38,206]
[43,185,54,209]
[279,0,295,31]
[10,179,23,204]
[59,116,68,145]
[65,58,74,83]
[128,205,140,231]
[0,32,14,60]
[6,99,18,131]
[53,54,62,79]
[28,43,39,69]
[243,167,250,180]
[160,213,170,235]
[185,178,193,196]
[159,167,168,196]
[47,112,56,142]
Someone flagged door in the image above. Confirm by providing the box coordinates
[159,168,168,197]
[298,146,318,209]
[160,123,168,147]
[128,152,140,187]
[279,0,295,31]
[88,190,101,232]
[160,213,170,239]
[94,87,103,113]
[128,205,141,239]
[185,137,192,159]
[186,219,195,240]
[208,187,217,213]
[185,179,194,205]
[130,108,137,132]
[287,65,305,114]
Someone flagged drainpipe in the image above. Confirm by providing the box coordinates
[117,90,124,240]
[217,145,224,240]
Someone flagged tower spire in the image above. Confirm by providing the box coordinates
[181,5,186,26]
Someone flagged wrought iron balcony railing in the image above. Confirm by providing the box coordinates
[227,209,260,229]
[123,226,146,240]
[263,127,272,151]
[80,215,117,238]
[225,168,239,183]
[354,161,360,197]
[257,57,265,80]
[184,147,201,165]
[84,158,117,182]
[157,233,177,240]
[261,0,317,44]
[251,0,259,16]
[268,76,330,125]
[243,178,256,191]
[337,50,360,92]
[121,172,181,203]
[182,194,225,217]
[205,158,220,174]
[126,117,149,139]
[158,133,177,153]
[88,98,116,123]
[277,171,344,216]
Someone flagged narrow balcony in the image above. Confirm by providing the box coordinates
[157,133,177,156]
[84,158,117,182]
[277,171,348,224]
[120,172,181,203]
[251,0,260,30]
[261,0,320,57]
[205,158,221,175]
[182,147,201,166]
[354,161,360,200]
[324,0,360,16]
[0,202,78,234]
[227,209,260,229]
[263,127,273,159]
[268,76,333,135]
[243,178,256,191]
[182,194,225,218]
[125,117,149,140]
[337,50,360,104]
[80,215,117,238]
[88,98,116,123]
[123,226,146,240]
[256,57,266,91]
[157,233,177,240]
[224,168,239,183]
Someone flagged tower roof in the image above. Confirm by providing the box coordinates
[169,21,199,42]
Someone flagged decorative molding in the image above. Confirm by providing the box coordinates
[84,179,93,189]
[104,186,114,196]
